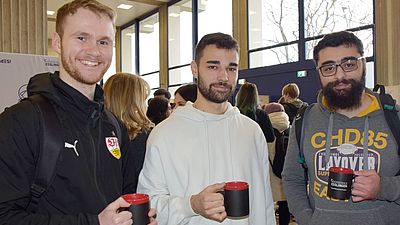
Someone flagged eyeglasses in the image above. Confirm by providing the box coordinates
[317,57,364,77]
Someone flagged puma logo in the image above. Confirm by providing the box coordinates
[65,140,79,156]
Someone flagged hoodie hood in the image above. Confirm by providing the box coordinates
[171,101,241,122]
[27,72,105,125]
[268,111,290,133]
[289,98,307,108]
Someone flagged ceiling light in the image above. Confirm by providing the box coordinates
[117,4,133,10]
[47,10,55,16]
[144,24,154,28]
[125,33,134,36]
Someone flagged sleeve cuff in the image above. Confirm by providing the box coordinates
[183,195,198,217]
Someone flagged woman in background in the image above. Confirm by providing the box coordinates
[104,73,154,191]
[263,103,290,225]
[173,83,197,109]
[235,82,275,143]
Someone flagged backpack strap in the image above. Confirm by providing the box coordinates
[373,84,400,155]
[27,94,63,212]
[294,104,313,182]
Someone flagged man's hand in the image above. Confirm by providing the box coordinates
[190,183,226,222]
[98,197,132,225]
[352,170,380,202]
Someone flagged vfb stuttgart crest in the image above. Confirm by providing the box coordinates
[105,137,121,159]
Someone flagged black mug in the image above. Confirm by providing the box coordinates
[223,181,249,218]
[327,167,354,200]
[122,193,150,225]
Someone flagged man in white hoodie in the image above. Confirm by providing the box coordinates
[137,32,276,225]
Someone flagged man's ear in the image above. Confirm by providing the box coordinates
[191,60,198,79]
[51,32,61,54]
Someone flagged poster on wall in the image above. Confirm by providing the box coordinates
[0,52,59,112]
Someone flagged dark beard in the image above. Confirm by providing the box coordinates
[198,74,235,103]
[322,71,365,110]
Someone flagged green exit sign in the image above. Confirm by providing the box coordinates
[297,70,307,77]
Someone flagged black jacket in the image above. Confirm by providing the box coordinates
[0,72,135,225]
[130,129,151,192]
[255,109,275,143]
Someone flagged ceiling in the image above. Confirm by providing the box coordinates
[47,0,172,40]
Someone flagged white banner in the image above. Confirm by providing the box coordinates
[0,52,59,112]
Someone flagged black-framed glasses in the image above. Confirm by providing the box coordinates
[317,57,364,77]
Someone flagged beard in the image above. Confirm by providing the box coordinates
[321,69,366,110]
[60,45,108,85]
[197,73,235,104]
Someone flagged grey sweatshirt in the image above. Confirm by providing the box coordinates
[282,89,400,225]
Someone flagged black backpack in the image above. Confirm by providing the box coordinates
[26,94,121,212]
[295,85,400,179]
[269,128,289,179]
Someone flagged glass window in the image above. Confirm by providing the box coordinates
[168,0,192,68]
[121,25,136,74]
[198,0,232,39]
[169,65,193,86]
[103,46,116,83]
[306,29,374,60]
[169,85,181,100]
[141,72,160,90]
[365,61,374,89]
[248,0,298,50]
[305,0,373,38]
[249,44,298,68]
[305,38,322,60]
[139,13,160,75]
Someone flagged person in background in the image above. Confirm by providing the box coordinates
[0,0,156,224]
[173,83,197,109]
[263,103,290,225]
[138,32,276,225]
[235,82,275,143]
[104,72,154,191]
[278,83,308,124]
[154,88,171,101]
[282,31,400,225]
[146,96,171,125]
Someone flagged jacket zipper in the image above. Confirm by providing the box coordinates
[88,123,108,205]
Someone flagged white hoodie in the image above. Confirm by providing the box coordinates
[138,102,276,225]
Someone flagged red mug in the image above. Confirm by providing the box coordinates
[223,181,249,217]
[327,167,354,200]
[122,193,150,225]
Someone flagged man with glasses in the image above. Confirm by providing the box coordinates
[282,31,400,225]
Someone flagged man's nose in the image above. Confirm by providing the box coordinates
[217,68,229,82]
[333,65,346,79]
[85,41,101,56]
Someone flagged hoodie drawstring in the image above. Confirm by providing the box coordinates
[324,113,370,170]
[363,117,369,170]
[324,113,334,167]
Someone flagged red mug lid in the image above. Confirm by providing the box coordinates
[329,167,354,174]
[224,181,249,190]
[122,193,149,205]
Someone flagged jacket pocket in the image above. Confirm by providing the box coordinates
[309,206,385,225]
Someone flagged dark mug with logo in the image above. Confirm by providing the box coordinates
[327,167,354,200]
[122,193,150,225]
[223,181,249,218]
